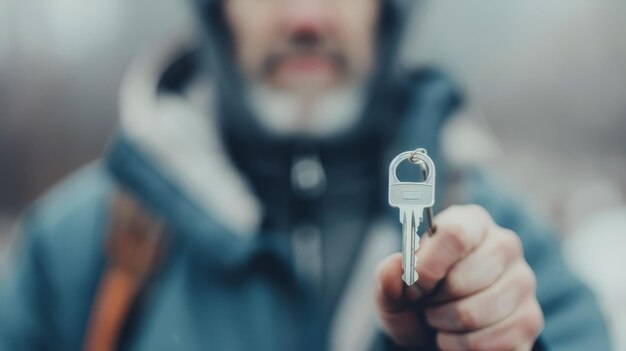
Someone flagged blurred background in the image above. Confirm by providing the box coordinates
[1,0,625,348]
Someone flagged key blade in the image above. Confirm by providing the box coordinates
[401,207,423,286]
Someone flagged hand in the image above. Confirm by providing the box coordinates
[375,205,544,350]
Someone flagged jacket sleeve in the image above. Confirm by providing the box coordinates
[464,170,612,351]
[372,170,612,351]
[0,216,56,351]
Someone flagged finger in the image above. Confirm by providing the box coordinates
[431,227,523,303]
[425,261,536,333]
[375,253,428,347]
[436,298,544,351]
[416,205,491,294]
[375,253,423,313]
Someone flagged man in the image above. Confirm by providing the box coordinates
[0,0,611,350]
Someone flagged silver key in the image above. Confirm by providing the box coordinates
[388,148,436,286]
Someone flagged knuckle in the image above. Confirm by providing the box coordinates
[465,204,491,221]
[444,204,465,215]
[525,302,545,339]
[528,317,544,341]
[418,262,444,283]
[454,303,479,330]
[445,270,467,297]
[517,263,537,295]
[466,334,486,351]
[436,333,454,351]
[511,301,544,344]
[424,309,437,326]
[441,222,468,255]
[535,313,546,337]
[498,229,523,256]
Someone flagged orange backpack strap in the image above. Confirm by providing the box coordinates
[83,191,164,351]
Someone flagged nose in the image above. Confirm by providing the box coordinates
[281,0,332,37]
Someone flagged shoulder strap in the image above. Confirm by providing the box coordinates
[83,190,164,351]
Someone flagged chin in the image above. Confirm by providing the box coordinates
[246,80,366,137]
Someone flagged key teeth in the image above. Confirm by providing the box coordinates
[402,268,419,286]
[402,273,419,286]
[400,206,423,287]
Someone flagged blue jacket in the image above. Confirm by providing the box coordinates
[0,44,611,350]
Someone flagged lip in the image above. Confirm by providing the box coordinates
[279,55,334,74]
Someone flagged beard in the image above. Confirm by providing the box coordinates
[244,33,370,138]
[245,81,366,138]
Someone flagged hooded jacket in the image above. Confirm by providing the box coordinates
[0,1,611,350]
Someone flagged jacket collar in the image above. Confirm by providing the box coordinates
[113,41,262,239]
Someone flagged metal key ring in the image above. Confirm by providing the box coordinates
[388,148,435,185]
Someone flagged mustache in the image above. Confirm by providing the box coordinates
[261,41,349,77]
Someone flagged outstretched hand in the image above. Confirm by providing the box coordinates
[375,205,544,350]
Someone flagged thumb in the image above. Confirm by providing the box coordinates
[375,253,425,312]
[375,253,432,347]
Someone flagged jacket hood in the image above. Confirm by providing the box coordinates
[113,40,263,240]
[191,0,419,146]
